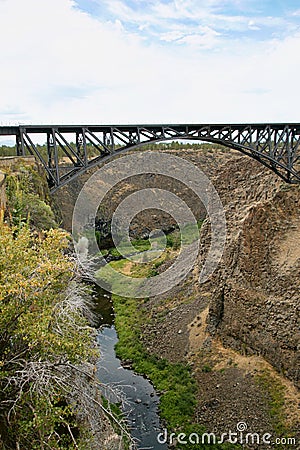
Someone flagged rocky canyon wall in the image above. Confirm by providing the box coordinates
[205,157,300,387]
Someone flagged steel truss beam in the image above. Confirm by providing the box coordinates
[1,123,300,192]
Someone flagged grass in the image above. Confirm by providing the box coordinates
[99,237,152,260]
[113,295,198,429]
[96,241,176,294]
[112,294,237,449]
[165,220,203,250]
[97,220,237,448]
[99,220,203,261]
[255,370,288,437]
[100,245,198,432]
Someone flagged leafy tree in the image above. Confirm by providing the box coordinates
[0,220,98,449]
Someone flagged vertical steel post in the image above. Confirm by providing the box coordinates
[16,133,22,156]
[286,126,292,182]
[82,128,87,165]
[19,129,26,156]
[76,132,83,165]
[51,129,60,186]
[47,132,52,168]
[267,125,272,157]
[273,129,278,158]
[110,127,115,152]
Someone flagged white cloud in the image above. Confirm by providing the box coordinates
[99,0,291,37]
[160,25,220,49]
[248,20,260,31]
[0,0,299,125]
[160,30,186,43]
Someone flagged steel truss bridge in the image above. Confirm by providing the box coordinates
[0,123,300,192]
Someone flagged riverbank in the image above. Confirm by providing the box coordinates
[103,243,299,449]
[91,284,167,449]
[4,146,299,449]
[93,148,300,449]
[97,240,238,449]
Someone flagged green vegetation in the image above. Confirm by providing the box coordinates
[0,143,100,160]
[0,141,227,160]
[165,221,203,250]
[99,221,203,262]
[0,163,130,449]
[99,237,152,259]
[113,296,196,427]
[99,226,237,449]
[201,364,212,373]
[96,233,178,296]
[0,145,16,157]
[256,370,287,437]
[0,221,96,449]
[112,295,237,449]
[5,162,57,230]
[133,140,227,152]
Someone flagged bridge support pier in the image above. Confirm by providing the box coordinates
[16,133,25,156]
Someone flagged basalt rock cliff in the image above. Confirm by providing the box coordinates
[54,147,300,443]
[204,157,300,388]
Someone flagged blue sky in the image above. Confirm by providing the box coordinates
[74,0,300,46]
[0,0,299,127]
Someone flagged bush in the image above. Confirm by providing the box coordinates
[0,222,97,449]
[6,170,57,230]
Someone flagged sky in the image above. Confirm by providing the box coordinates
[0,0,300,126]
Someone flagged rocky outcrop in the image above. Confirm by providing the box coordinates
[205,157,300,387]
[53,148,235,233]
[52,147,299,387]
[46,147,300,442]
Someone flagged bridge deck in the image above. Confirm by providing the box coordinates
[1,123,300,135]
[0,123,299,190]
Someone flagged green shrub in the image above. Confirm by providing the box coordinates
[0,223,97,449]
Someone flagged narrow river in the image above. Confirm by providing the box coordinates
[92,286,168,450]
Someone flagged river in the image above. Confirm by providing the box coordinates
[92,286,168,450]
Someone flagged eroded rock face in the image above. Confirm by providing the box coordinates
[55,148,299,386]
[205,157,300,387]
[54,148,233,234]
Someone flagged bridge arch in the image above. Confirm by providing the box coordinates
[115,134,297,187]
[0,123,299,191]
